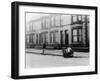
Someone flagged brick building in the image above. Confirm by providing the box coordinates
[26,14,89,52]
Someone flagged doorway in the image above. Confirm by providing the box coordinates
[60,31,63,45]
[65,30,68,45]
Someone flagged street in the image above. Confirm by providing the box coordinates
[25,49,89,68]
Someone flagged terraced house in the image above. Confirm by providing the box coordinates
[25,13,89,52]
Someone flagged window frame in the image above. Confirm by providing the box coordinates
[72,26,82,43]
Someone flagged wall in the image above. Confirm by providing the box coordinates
[0,0,99,81]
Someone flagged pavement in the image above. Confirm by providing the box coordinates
[26,48,63,56]
[26,48,89,56]
[25,48,89,68]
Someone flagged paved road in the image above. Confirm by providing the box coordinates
[25,49,89,68]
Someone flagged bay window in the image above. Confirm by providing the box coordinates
[72,27,82,43]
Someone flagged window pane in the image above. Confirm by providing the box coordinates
[51,16,55,27]
[61,15,71,25]
[39,34,41,44]
[87,16,89,22]
[55,31,58,43]
[82,16,86,22]
[41,33,43,43]
[42,18,46,29]
[79,29,82,35]
[33,35,35,43]
[73,15,77,22]
[43,32,48,43]
[78,16,82,21]
[73,29,77,35]
[27,35,29,43]
[46,17,50,28]
[55,15,60,26]
[45,33,48,44]
[73,36,77,42]
[79,36,82,42]
[50,32,53,43]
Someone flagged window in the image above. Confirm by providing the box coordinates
[26,24,30,32]
[43,32,48,44]
[29,34,33,43]
[73,29,78,42]
[55,31,58,43]
[55,15,60,26]
[45,17,50,28]
[32,34,35,44]
[39,34,41,44]
[51,16,55,27]
[42,17,46,29]
[87,16,89,22]
[61,15,71,25]
[73,15,77,22]
[78,15,82,21]
[50,31,56,44]
[26,35,29,43]
[79,29,82,42]
[82,16,86,22]
[50,32,53,44]
[72,27,82,43]
[45,32,48,44]
[41,33,43,44]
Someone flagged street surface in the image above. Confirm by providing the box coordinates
[25,48,89,68]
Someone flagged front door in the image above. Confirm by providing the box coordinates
[65,30,68,45]
[60,31,63,45]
